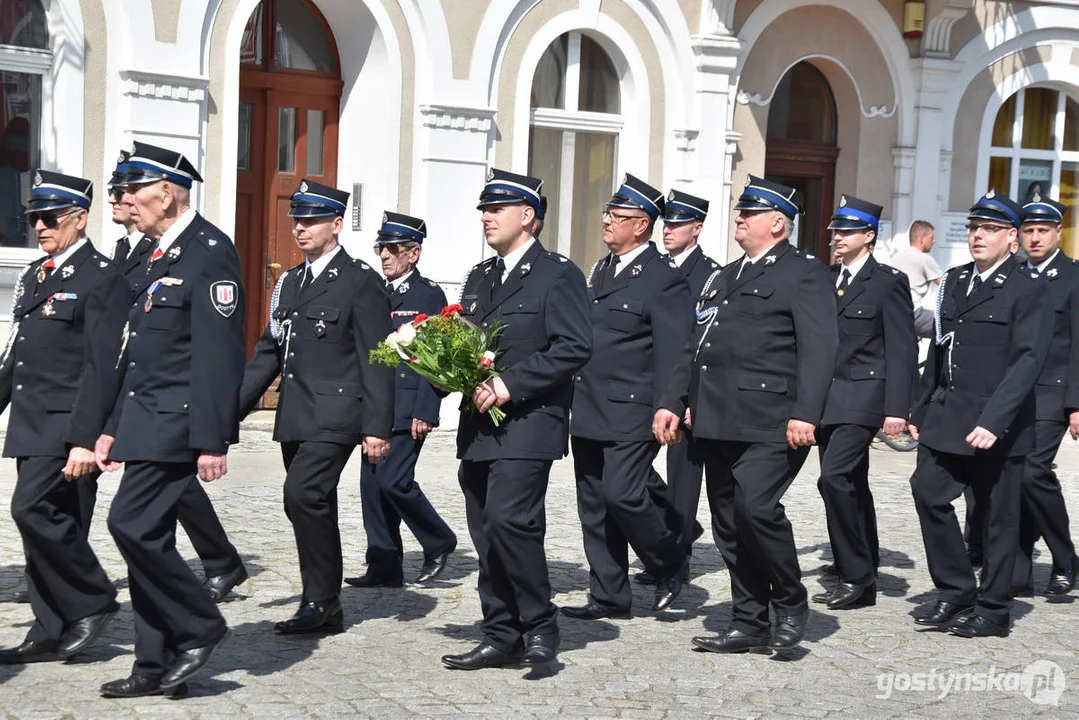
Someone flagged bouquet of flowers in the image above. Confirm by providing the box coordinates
[369,304,507,426]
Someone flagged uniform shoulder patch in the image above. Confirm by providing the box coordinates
[210,280,239,318]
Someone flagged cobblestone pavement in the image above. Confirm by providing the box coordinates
[0,423,1077,718]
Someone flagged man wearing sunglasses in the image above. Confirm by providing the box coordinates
[94,142,246,697]
[0,170,130,665]
[345,211,457,589]
[908,190,1052,638]
[240,179,393,636]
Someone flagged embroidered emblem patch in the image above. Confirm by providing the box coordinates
[210,281,238,318]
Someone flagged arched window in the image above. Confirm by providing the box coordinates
[986,87,1079,256]
[1,0,48,248]
[527,32,622,270]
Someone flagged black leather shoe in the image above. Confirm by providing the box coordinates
[274,599,344,635]
[57,605,119,656]
[692,629,771,654]
[204,565,248,603]
[653,571,683,611]
[523,632,559,664]
[913,600,974,627]
[811,582,876,609]
[770,610,808,649]
[344,573,403,588]
[441,642,522,670]
[946,613,1009,638]
[0,640,65,664]
[11,582,28,604]
[100,674,187,698]
[159,630,230,688]
[560,602,631,620]
[1044,557,1079,596]
[414,550,452,584]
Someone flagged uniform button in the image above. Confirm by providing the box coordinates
[957,319,963,324]
[131,331,138,337]
[289,352,295,358]
[857,310,862,315]
[700,365,708,371]
[128,391,135,397]
[722,300,728,305]
[292,312,298,317]
[338,388,344,393]
[15,384,22,391]
[623,304,629,309]
[129,361,136,368]
[291,333,297,339]
[160,296,167,302]
[518,303,524,309]
[869,371,875,375]
[988,314,993,319]
[482,322,488,328]
[753,289,758,294]
[183,403,188,409]
[705,342,711,348]
[761,383,766,388]
[17,336,24,342]
[320,311,325,316]
[1057,379,1063,384]
[15,361,22,367]
[629,394,635,399]
[287,373,294,379]
[593,299,599,304]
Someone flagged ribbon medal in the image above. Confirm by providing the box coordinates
[145,279,163,312]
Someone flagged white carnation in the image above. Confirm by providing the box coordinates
[395,322,417,346]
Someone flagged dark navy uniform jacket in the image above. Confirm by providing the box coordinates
[112,234,154,294]
[239,248,394,444]
[0,242,129,457]
[661,241,838,443]
[457,241,592,461]
[911,259,1052,456]
[1031,251,1079,421]
[662,245,720,298]
[821,254,917,427]
[107,213,247,463]
[385,270,446,431]
[572,242,693,442]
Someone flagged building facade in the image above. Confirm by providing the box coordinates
[2,0,1078,343]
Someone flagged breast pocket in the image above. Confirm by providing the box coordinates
[842,304,877,336]
[735,284,775,317]
[966,307,1010,345]
[306,305,341,341]
[736,373,788,429]
[144,288,188,331]
[501,296,541,339]
[36,301,78,346]
[607,299,644,333]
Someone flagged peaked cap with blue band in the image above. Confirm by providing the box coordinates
[1021,187,1067,225]
[968,188,1023,229]
[608,173,664,220]
[477,168,546,219]
[122,141,203,188]
[108,150,131,189]
[288,179,349,217]
[735,175,803,219]
[377,211,427,244]
[827,194,882,232]
[663,189,709,223]
[25,169,93,214]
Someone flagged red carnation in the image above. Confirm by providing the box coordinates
[412,313,429,326]
[441,304,464,316]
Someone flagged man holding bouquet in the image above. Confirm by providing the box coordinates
[239,179,394,635]
[442,168,591,670]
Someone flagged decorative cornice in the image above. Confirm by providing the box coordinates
[725,131,743,155]
[923,2,972,57]
[691,33,743,74]
[419,104,496,134]
[119,69,208,102]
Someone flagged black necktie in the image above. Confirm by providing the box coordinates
[114,236,130,264]
[968,275,983,297]
[490,258,506,297]
[600,255,620,290]
[837,268,852,296]
[385,279,394,294]
[300,266,313,293]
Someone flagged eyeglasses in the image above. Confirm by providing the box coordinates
[602,210,646,224]
[373,243,418,255]
[109,188,127,201]
[966,222,1010,235]
[28,209,79,229]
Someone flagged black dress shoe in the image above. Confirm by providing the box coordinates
[946,613,1009,638]
[1044,557,1079,596]
[11,586,28,604]
[770,610,808,649]
[441,642,522,670]
[0,640,65,664]
[560,602,631,620]
[100,674,187,698]
[413,550,452,584]
[344,573,403,588]
[160,630,230,688]
[57,604,119,656]
[913,600,974,627]
[522,632,559,664]
[653,571,683,611]
[692,629,771,654]
[274,599,344,635]
[203,565,248,603]
[811,582,876,609]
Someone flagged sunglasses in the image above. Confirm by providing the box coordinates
[373,243,418,255]
[109,188,127,201]
[28,209,80,229]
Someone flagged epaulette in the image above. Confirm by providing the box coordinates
[194,228,227,249]
[351,258,372,271]
[425,277,439,288]
[545,250,570,264]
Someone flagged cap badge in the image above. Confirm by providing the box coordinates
[986,189,996,199]
[744,176,752,187]
[33,171,42,187]
[299,180,309,193]
[117,152,126,164]
[839,196,847,207]
[667,190,676,202]
[382,212,389,224]
[486,168,495,182]
[1032,189,1042,203]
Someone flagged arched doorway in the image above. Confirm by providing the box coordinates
[236,0,342,355]
[765,62,838,260]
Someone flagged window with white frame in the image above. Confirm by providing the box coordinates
[987,86,1079,256]
[1,0,48,249]
[528,32,621,271]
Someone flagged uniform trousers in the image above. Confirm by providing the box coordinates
[817,424,880,584]
[665,428,708,555]
[281,441,354,603]
[458,458,557,653]
[359,431,456,578]
[910,446,1022,625]
[1014,418,1075,584]
[107,461,227,679]
[700,440,809,634]
[571,438,684,611]
[12,457,116,647]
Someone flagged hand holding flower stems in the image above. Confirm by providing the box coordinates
[369,304,508,426]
